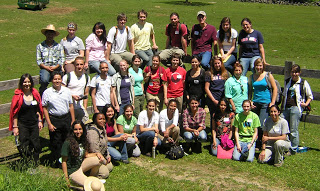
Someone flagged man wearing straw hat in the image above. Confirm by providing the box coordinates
[36,24,65,96]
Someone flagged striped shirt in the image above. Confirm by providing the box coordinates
[36,40,65,66]
[42,86,73,116]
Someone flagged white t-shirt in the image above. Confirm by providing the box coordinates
[90,74,112,106]
[217,28,238,53]
[107,26,133,54]
[62,71,90,109]
[137,110,159,129]
[159,109,179,132]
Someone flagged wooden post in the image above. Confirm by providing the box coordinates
[284,61,293,81]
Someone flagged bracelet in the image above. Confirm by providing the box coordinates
[13,126,18,128]
[38,120,42,122]
[262,149,265,151]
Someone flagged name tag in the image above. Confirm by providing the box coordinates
[125,124,130,129]
[31,100,37,105]
[139,73,143,76]
[100,82,104,86]
[249,37,255,41]
[194,31,199,35]
[125,79,130,83]
[149,82,153,86]
[274,126,280,133]
[247,119,253,123]
[177,75,182,79]
[224,118,230,123]
[175,30,179,35]
[194,79,199,84]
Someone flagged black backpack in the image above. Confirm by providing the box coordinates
[165,144,184,160]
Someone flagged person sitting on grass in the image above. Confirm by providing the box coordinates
[232,100,260,162]
[258,105,291,167]
[61,120,107,187]
[182,96,207,153]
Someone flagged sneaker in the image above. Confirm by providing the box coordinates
[121,159,130,164]
[274,161,283,167]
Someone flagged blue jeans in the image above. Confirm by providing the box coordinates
[137,131,161,154]
[224,54,237,73]
[281,106,301,152]
[184,130,207,142]
[211,138,220,156]
[107,134,128,161]
[240,56,260,76]
[39,67,61,96]
[135,49,153,69]
[193,51,212,70]
[252,102,269,149]
[88,60,116,76]
[233,141,256,162]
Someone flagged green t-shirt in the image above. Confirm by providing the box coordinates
[116,115,137,134]
[233,111,261,142]
[61,140,85,175]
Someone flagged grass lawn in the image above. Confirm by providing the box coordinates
[0,0,320,190]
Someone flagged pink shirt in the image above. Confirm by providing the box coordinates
[106,122,115,137]
[166,66,186,98]
[86,33,106,61]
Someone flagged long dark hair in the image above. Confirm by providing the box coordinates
[66,120,88,157]
[92,22,107,45]
[214,98,231,121]
[18,73,34,90]
[219,17,231,43]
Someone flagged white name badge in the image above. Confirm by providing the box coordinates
[149,82,153,86]
[194,79,199,84]
[125,79,130,83]
[31,100,37,105]
[194,31,199,35]
[224,118,230,123]
[125,124,130,129]
[139,73,143,76]
[274,126,280,133]
[175,30,179,35]
[177,75,182,79]
[247,119,253,123]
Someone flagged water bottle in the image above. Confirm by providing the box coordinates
[15,136,20,147]
[152,146,156,158]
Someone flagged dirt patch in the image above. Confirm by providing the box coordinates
[0,19,8,23]
[39,7,78,15]
[0,5,17,9]
[131,157,287,190]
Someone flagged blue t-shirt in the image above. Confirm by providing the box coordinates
[252,75,271,104]
[205,72,225,101]
[238,30,264,58]
[120,75,131,104]
[128,67,143,96]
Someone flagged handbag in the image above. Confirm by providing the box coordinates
[166,144,184,160]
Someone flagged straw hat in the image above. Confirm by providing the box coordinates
[41,24,60,36]
[84,177,105,191]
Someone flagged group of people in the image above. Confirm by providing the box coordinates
[9,9,314,189]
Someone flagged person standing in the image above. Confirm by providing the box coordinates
[191,11,217,71]
[131,9,158,69]
[106,13,135,72]
[62,56,90,124]
[159,12,188,67]
[37,24,64,96]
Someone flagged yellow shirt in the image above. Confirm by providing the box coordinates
[131,22,154,50]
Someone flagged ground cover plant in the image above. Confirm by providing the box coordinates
[0,0,320,190]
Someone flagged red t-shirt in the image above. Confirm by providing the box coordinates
[166,66,186,98]
[144,66,167,95]
[165,23,188,48]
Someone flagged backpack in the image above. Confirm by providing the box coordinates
[166,23,191,47]
[113,26,129,50]
[165,144,184,160]
[265,72,282,105]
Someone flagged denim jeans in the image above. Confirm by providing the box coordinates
[223,54,237,74]
[136,49,153,69]
[107,134,128,161]
[88,60,116,76]
[137,131,161,154]
[193,51,212,70]
[39,67,61,96]
[240,56,260,76]
[232,141,256,162]
[183,130,207,142]
[211,138,220,156]
[252,102,269,149]
[281,106,301,152]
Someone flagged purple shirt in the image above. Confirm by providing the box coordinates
[182,107,206,130]
[191,24,217,55]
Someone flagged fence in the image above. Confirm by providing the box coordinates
[0,61,319,137]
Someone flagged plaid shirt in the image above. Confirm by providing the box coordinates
[182,107,206,130]
[36,40,65,66]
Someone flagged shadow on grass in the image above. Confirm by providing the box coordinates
[159,0,213,6]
